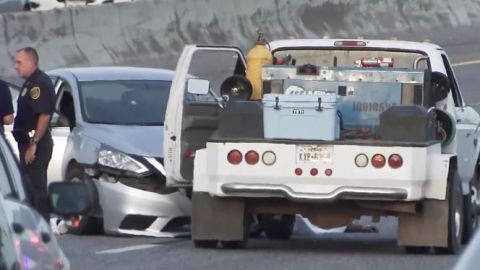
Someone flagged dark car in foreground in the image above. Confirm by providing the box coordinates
[0,132,91,269]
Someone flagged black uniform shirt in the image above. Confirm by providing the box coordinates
[13,69,55,133]
[0,80,14,134]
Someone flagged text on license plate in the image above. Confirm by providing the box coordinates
[296,145,333,163]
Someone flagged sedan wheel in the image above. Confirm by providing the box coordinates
[64,165,103,235]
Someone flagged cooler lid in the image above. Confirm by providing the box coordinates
[262,93,337,103]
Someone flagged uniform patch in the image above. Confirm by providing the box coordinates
[30,87,41,100]
[21,88,27,96]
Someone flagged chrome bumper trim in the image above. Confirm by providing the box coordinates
[221,183,408,202]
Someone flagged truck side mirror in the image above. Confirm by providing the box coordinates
[431,72,450,103]
[187,78,210,95]
[48,182,92,217]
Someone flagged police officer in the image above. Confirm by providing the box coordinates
[0,80,14,136]
[13,47,55,221]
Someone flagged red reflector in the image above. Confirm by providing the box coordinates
[245,151,259,165]
[295,168,303,176]
[310,168,318,176]
[388,154,403,169]
[30,235,40,245]
[371,154,386,168]
[227,150,242,165]
[334,40,366,47]
[73,217,81,228]
[184,150,195,158]
[324,168,333,176]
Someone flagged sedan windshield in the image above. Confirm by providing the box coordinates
[79,80,171,125]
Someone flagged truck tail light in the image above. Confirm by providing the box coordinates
[295,168,303,176]
[324,168,333,176]
[262,151,276,166]
[184,150,195,158]
[245,151,259,165]
[354,153,369,168]
[227,150,242,165]
[388,154,403,169]
[371,154,386,168]
[310,168,318,176]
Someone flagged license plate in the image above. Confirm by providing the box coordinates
[296,145,333,164]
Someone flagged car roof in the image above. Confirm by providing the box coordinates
[47,66,175,82]
[269,39,443,54]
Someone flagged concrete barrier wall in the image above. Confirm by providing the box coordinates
[1,0,480,77]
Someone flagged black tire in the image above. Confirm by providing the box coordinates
[261,214,295,240]
[462,167,479,244]
[194,240,218,248]
[434,170,463,254]
[405,246,430,254]
[65,165,103,235]
[221,240,247,249]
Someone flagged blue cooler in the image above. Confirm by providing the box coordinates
[262,93,339,140]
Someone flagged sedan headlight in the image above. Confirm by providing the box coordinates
[97,149,148,174]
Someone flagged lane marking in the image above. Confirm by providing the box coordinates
[452,59,480,67]
[96,244,158,254]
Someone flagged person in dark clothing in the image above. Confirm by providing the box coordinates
[0,80,14,135]
[13,47,55,221]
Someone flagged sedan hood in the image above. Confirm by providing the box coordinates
[83,124,164,157]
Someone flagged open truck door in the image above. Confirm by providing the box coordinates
[164,45,246,187]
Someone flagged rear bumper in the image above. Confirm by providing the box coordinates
[193,142,452,201]
[94,179,191,237]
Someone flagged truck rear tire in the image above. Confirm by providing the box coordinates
[194,240,218,248]
[261,214,295,240]
[462,171,479,244]
[434,170,463,254]
[404,246,430,254]
[221,240,247,249]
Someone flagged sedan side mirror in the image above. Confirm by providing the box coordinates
[48,182,92,217]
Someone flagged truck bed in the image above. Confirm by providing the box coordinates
[208,136,440,147]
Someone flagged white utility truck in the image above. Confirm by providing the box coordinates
[164,38,480,254]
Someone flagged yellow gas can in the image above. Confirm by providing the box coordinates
[246,33,273,100]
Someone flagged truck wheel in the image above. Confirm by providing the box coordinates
[194,240,218,248]
[462,166,479,244]
[221,240,247,249]
[434,170,463,254]
[261,214,295,240]
[65,165,103,235]
[404,246,430,254]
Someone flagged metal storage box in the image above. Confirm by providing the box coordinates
[262,93,339,140]
[379,105,437,142]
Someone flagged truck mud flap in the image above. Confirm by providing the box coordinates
[398,199,448,247]
[192,192,246,241]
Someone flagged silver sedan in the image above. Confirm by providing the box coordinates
[8,67,192,237]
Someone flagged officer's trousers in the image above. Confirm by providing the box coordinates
[18,133,53,222]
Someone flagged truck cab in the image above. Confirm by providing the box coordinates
[164,39,480,253]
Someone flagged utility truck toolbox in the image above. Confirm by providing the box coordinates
[262,93,339,140]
